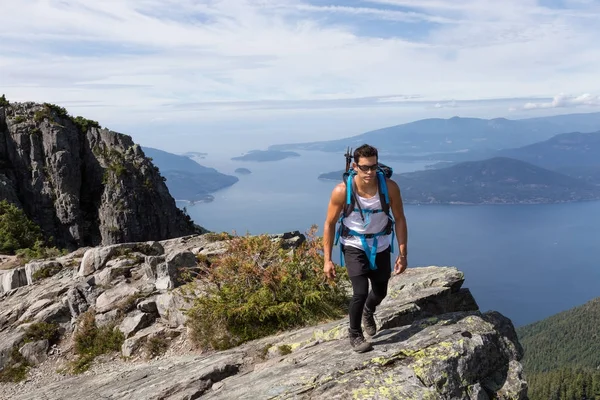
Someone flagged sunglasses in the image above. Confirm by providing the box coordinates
[356,163,379,172]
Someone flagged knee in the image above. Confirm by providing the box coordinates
[370,287,388,303]
[351,292,368,304]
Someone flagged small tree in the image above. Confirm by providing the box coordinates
[0,94,9,107]
[0,200,44,254]
[72,116,101,133]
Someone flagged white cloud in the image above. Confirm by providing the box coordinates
[434,100,457,108]
[376,95,422,103]
[522,93,600,110]
[1,0,600,149]
[293,4,458,24]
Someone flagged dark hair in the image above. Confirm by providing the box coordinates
[354,144,378,163]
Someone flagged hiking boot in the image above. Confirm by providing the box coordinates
[349,332,373,353]
[362,307,377,337]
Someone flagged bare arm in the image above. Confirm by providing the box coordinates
[323,183,346,263]
[322,183,346,279]
[387,179,408,272]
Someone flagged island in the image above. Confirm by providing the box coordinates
[186,195,214,205]
[318,157,600,205]
[318,170,345,181]
[231,150,301,162]
[235,168,252,175]
[182,151,208,159]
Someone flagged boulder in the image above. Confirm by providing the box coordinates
[0,329,26,370]
[78,246,117,277]
[66,286,89,318]
[19,339,49,365]
[141,255,164,280]
[1,267,27,293]
[137,298,158,315]
[24,261,63,284]
[95,283,139,313]
[118,311,156,339]
[16,298,55,323]
[95,309,120,327]
[120,324,172,358]
[155,251,197,290]
[156,291,194,328]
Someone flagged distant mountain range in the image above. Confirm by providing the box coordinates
[144,112,600,205]
[321,156,600,204]
[424,131,600,184]
[496,130,600,167]
[312,118,600,205]
[396,157,600,204]
[269,112,600,156]
[141,147,238,202]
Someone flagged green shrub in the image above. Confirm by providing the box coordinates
[70,310,125,373]
[186,225,348,350]
[23,322,60,344]
[278,344,292,355]
[145,336,169,358]
[16,240,67,262]
[14,115,25,123]
[0,94,9,107]
[0,200,44,255]
[43,103,69,119]
[204,232,233,242]
[33,103,70,124]
[116,293,145,315]
[72,116,101,133]
[31,263,64,280]
[34,109,50,122]
[110,162,126,177]
[0,200,68,260]
[0,347,30,383]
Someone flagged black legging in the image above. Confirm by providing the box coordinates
[348,274,389,336]
[342,245,392,337]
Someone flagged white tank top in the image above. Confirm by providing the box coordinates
[339,188,392,252]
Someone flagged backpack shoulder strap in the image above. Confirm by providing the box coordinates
[376,170,396,250]
[377,170,391,216]
[342,170,363,219]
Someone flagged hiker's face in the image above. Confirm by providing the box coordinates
[354,156,378,183]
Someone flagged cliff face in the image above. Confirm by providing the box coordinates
[0,101,199,249]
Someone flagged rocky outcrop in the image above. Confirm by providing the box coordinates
[0,231,527,399]
[0,101,200,250]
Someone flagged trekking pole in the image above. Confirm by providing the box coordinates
[345,147,352,172]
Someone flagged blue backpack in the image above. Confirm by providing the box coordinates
[334,148,395,270]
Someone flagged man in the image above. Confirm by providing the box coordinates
[323,144,408,353]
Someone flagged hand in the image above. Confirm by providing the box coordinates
[324,260,337,280]
[394,255,407,275]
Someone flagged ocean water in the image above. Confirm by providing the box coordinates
[179,151,600,327]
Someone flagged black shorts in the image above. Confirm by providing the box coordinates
[342,245,392,279]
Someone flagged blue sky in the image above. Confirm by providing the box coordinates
[1,0,600,153]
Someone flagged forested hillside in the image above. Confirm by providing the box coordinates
[526,367,600,400]
[517,297,600,399]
